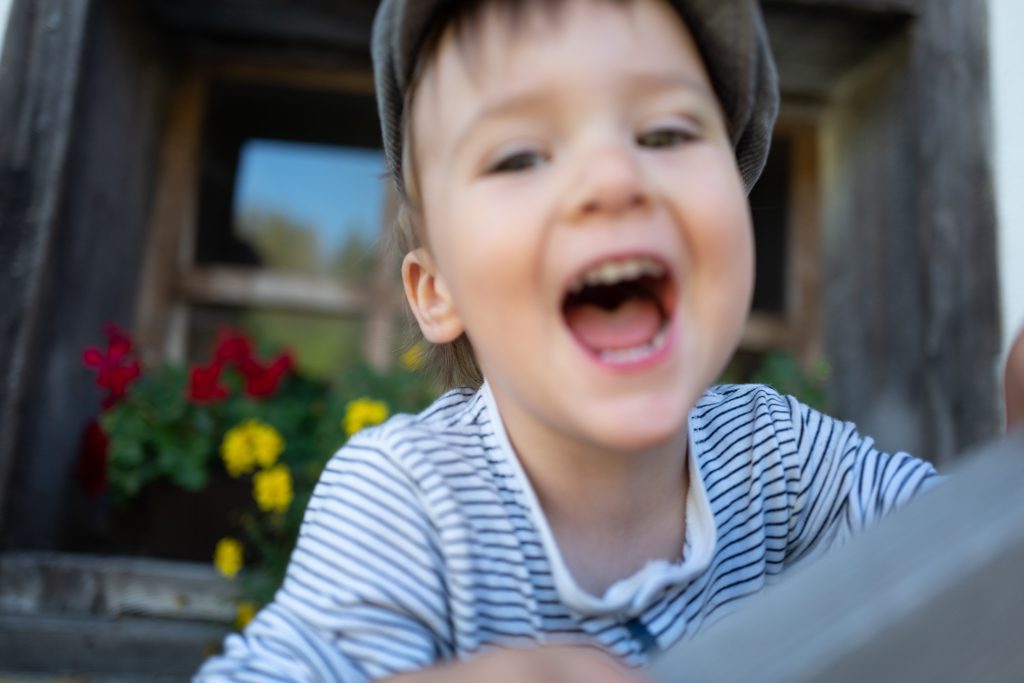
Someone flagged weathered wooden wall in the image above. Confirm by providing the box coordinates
[0,0,96,548]
[913,0,1001,460]
[2,0,170,549]
[811,0,1001,464]
[761,0,1000,464]
[819,27,933,454]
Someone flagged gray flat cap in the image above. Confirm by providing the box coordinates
[372,0,779,193]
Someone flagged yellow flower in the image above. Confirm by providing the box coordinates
[253,464,293,514]
[400,342,426,371]
[235,601,257,630]
[343,397,390,437]
[221,420,285,477]
[214,537,243,579]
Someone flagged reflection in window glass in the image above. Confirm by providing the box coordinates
[189,305,368,382]
[229,140,387,282]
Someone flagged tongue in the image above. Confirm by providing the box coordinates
[564,298,662,351]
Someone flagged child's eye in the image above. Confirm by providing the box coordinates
[637,128,696,149]
[486,150,547,174]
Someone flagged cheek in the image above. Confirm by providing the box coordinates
[702,207,754,303]
[679,168,754,283]
[673,179,755,335]
[427,191,543,319]
[718,203,755,287]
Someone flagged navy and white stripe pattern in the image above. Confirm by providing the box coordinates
[196,383,938,682]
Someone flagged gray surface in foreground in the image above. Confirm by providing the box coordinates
[647,431,1024,683]
[0,613,224,677]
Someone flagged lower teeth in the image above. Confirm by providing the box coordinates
[597,327,668,363]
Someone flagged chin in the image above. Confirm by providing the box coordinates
[583,395,692,454]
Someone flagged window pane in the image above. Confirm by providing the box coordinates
[188,305,368,382]
[210,140,387,283]
[195,82,386,284]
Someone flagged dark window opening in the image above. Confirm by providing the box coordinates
[749,136,792,314]
[195,81,385,273]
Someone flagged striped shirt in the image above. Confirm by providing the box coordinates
[196,382,939,682]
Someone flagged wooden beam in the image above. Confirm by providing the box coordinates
[0,613,228,677]
[783,118,824,364]
[207,63,375,95]
[742,313,795,351]
[814,0,999,462]
[0,0,92,541]
[912,0,1001,459]
[0,552,236,622]
[137,0,378,56]
[764,0,920,15]
[763,2,912,101]
[0,553,233,676]
[648,431,1024,683]
[134,72,205,368]
[178,265,373,317]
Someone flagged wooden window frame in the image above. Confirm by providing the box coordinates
[741,108,823,364]
[135,63,402,371]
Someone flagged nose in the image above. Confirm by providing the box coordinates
[566,141,650,221]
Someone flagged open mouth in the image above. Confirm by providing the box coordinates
[561,256,675,365]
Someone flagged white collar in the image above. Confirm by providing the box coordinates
[480,380,718,617]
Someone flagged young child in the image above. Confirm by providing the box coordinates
[197,0,1022,681]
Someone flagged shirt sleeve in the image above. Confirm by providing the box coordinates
[194,434,452,682]
[782,396,941,568]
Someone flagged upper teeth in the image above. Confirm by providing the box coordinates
[569,257,666,293]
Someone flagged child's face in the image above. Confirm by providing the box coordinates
[405,0,754,454]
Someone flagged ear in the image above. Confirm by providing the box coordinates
[402,248,464,344]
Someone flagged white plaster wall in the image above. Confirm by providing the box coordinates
[0,0,12,60]
[990,0,1024,357]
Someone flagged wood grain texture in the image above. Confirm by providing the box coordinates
[0,613,227,676]
[0,553,233,676]
[912,0,1001,460]
[813,0,1000,464]
[0,0,92,545]
[178,266,374,316]
[0,552,236,622]
[5,0,171,551]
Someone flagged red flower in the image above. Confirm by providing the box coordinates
[241,352,294,399]
[83,324,141,409]
[98,364,141,409]
[214,327,255,366]
[75,419,109,496]
[104,323,132,358]
[189,361,229,404]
